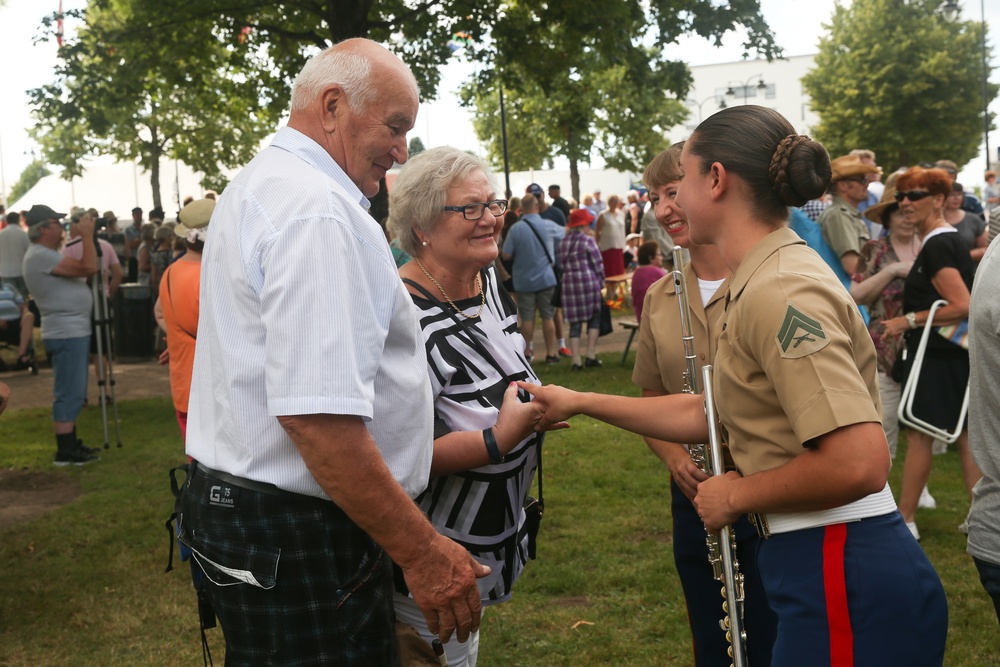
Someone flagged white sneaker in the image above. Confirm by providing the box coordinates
[918,486,937,509]
[906,521,921,541]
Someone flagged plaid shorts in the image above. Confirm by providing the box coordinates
[178,464,399,666]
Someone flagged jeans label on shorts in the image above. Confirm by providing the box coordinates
[208,483,238,509]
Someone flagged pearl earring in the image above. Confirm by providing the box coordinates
[421,241,428,247]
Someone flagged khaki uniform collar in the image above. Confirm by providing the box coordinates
[661,259,731,327]
[830,194,862,218]
[725,227,805,308]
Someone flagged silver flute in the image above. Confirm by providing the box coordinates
[702,363,748,667]
[672,245,747,666]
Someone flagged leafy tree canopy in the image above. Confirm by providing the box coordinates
[9,160,52,205]
[31,0,780,206]
[30,0,286,207]
[802,0,997,172]
[459,0,781,199]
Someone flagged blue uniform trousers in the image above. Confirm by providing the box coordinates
[671,477,776,666]
[756,512,947,666]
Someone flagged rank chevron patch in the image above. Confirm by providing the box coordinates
[776,303,830,358]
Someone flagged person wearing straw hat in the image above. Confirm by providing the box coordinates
[154,198,214,438]
[850,186,917,460]
[819,154,881,276]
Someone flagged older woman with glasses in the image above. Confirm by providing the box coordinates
[388,146,556,666]
[883,167,983,541]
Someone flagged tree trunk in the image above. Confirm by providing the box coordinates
[148,126,162,210]
[569,155,580,206]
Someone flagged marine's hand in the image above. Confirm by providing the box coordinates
[693,471,743,532]
[516,381,581,427]
[668,449,709,500]
[402,534,490,645]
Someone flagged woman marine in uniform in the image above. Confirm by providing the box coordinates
[521,106,947,666]
[634,143,776,666]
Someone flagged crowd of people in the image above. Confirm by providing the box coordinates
[3,35,1000,667]
[0,195,217,464]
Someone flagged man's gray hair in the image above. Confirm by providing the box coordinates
[290,46,376,113]
[27,223,47,242]
[388,147,498,257]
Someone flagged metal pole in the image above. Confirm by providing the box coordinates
[499,82,511,198]
[982,0,991,172]
[0,126,7,210]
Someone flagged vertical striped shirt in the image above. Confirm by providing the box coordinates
[404,267,542,604]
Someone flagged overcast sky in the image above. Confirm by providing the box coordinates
[1,0,997,198]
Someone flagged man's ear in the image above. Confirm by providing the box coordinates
[320,85,345,133]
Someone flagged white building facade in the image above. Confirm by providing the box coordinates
[670,54,819,142]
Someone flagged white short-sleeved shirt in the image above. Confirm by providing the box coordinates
[185,126,434,499]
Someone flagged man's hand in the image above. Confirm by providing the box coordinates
[76,215,96,239]
[0,381,10,415]
[401,533,490,644]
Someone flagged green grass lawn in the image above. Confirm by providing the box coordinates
[0,359,996,666]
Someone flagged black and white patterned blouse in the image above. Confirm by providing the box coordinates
[400,266,542,604]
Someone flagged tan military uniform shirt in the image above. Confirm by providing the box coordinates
[819,194,870,260]
[632,262,730,394]
[715,227,882,477]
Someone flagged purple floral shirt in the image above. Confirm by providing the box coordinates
[853,237,904,374]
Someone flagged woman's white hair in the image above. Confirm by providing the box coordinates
[388,147,497,257]
[290,44,376,113]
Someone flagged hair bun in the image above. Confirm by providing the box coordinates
[769,134,829,206]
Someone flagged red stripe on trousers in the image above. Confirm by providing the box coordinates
[823,523,854,666]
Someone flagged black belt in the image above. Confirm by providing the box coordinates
[193,461,285,496]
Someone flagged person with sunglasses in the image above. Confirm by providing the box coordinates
[389,146,557,666]
[819,154,883,276]
[882,167,982,542]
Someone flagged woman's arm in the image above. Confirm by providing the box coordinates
[693,421,890,531]
[850,260,909,305]
[971,226,989,263]
[429,382,559,477]
[518,382,708,444]
[595,213,605,243]
[883,266,971,335]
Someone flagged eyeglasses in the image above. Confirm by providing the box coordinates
[842,176,867,185]
[894,190,932,203]
[443,199,508,220]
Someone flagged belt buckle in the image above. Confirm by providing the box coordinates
[749,512,771,539]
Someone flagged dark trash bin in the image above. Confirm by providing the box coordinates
[114,283,153,358]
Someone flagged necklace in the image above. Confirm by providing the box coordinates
[414,258,485,320]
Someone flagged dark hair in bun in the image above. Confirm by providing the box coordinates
[688,106,831,222]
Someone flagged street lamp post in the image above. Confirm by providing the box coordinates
[725,74,769,105]
[940,0,991,172]
[686,94,727,122]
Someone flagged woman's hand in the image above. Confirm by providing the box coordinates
[494,382,566,453]
[517,381,581,428]
[667,447,710,500]
[693,471,744,532]
[882,316,909,337]
[888,260,913,279]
